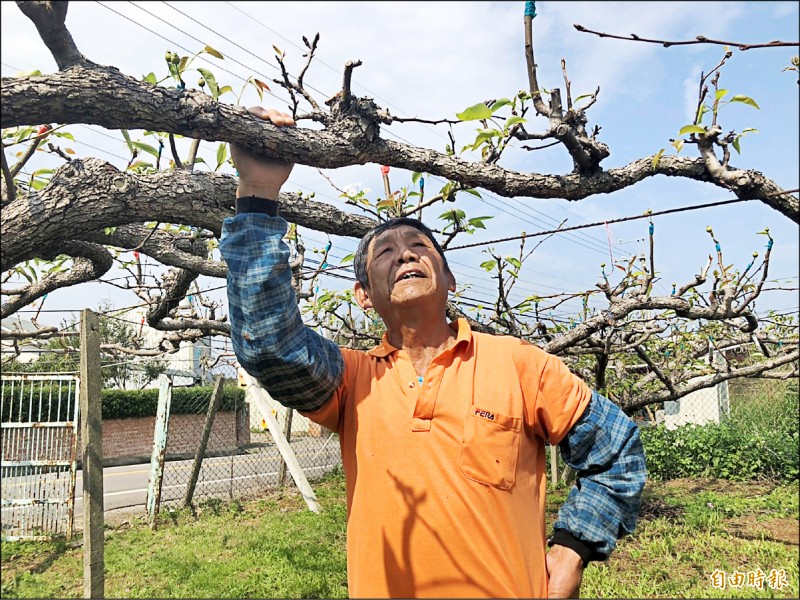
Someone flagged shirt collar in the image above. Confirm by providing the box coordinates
[367,318,473,357]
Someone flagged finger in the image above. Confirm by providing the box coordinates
[264,108,295,127]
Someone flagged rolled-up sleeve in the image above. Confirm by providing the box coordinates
[552,391,646,560]
[220,213,344,412]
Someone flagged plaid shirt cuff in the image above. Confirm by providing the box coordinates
[553,391,647,560]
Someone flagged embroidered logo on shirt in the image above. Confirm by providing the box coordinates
[474,408,496,421]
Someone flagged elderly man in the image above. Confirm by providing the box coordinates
[220,108,646,599]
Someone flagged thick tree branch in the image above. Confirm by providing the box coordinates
[16,1,89,70]
[3,68,797,221]
[1,241,113,319]
[1,158,379,270]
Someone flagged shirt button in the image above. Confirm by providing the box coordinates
[408,382,415,388]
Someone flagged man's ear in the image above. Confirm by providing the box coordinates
[446,270,456,293]
[354,281,373,309]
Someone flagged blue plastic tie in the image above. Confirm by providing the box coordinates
[322,262,329,269]
[419,177,425,192]
[524,1,536,18]
[158,139,164,160]
[767,239,773,250]
[325,241,332,252]
[671,284,676,295]
[177,81,185,91]
[715,243,721,252]
[649,223,654,235]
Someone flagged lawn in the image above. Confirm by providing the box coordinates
[2,471,798,598]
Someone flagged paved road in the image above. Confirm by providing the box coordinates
[2,435,341,534]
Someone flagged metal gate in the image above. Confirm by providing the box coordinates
[1,374,80,541]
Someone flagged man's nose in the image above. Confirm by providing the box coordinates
[397,247,419,263]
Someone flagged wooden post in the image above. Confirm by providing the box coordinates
[146,375,172,529]
[240,371,321,513]
[278,408,294,489]
[549,444,558,488]
[183,376,224,509]
[80,309,104,599]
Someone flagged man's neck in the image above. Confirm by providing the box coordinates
[385,317,456,376]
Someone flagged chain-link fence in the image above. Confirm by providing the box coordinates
[156,363,341,510]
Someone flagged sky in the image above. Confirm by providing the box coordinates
[2,1,798,337]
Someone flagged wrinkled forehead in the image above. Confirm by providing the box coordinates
[368,225,432,255]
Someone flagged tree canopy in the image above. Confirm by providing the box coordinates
[2,1,798,412]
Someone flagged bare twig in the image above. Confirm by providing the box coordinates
[573,24,799,51]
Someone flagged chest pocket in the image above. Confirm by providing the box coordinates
[459,409,522,490]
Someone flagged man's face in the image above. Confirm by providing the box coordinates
[354,225,455,316]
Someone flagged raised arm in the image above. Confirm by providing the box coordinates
[220,108,344,412]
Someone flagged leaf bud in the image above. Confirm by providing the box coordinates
[705,226,713,233]
[197,77,206,88]
[165,51,173,62]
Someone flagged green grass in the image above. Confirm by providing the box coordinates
[2,474,798,598]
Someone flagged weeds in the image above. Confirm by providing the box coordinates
[1,475,797,598]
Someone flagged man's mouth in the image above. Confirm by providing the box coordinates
[396,270,425,282]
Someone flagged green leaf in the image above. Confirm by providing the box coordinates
[376,199,395,209]
[504,116,527,127]
[695,103,710,124]
[468,216,493,229]
[678,124,706,136]
[741,127,758,134]
[671,139,685,153]
[479,259,497,272]
[121,129,134,153]
[732,137,741,154]
[104,226,117,236]
[204,45,224,59]
[490,98,512,113]
[652,148,665,170]
[53,131,75,141]
[196,68,219,99]
[216,142,228,169]
[463,189,482,198]
[456,103,493,121]
[470,131,495,151]
[714,89,729,101]
[411,171,422,185]
[218,85,233,96]
[729,95,760,109]
[340,253,354,264]
[143,72,157,85]
[17,69,42,78]
[573,93,593,104]
[130,141,160,158]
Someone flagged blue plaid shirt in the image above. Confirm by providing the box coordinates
[220,212,646,561]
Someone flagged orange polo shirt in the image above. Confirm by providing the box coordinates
[304,318,591,598]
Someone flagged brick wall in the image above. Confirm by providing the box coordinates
[3,409,251,465]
